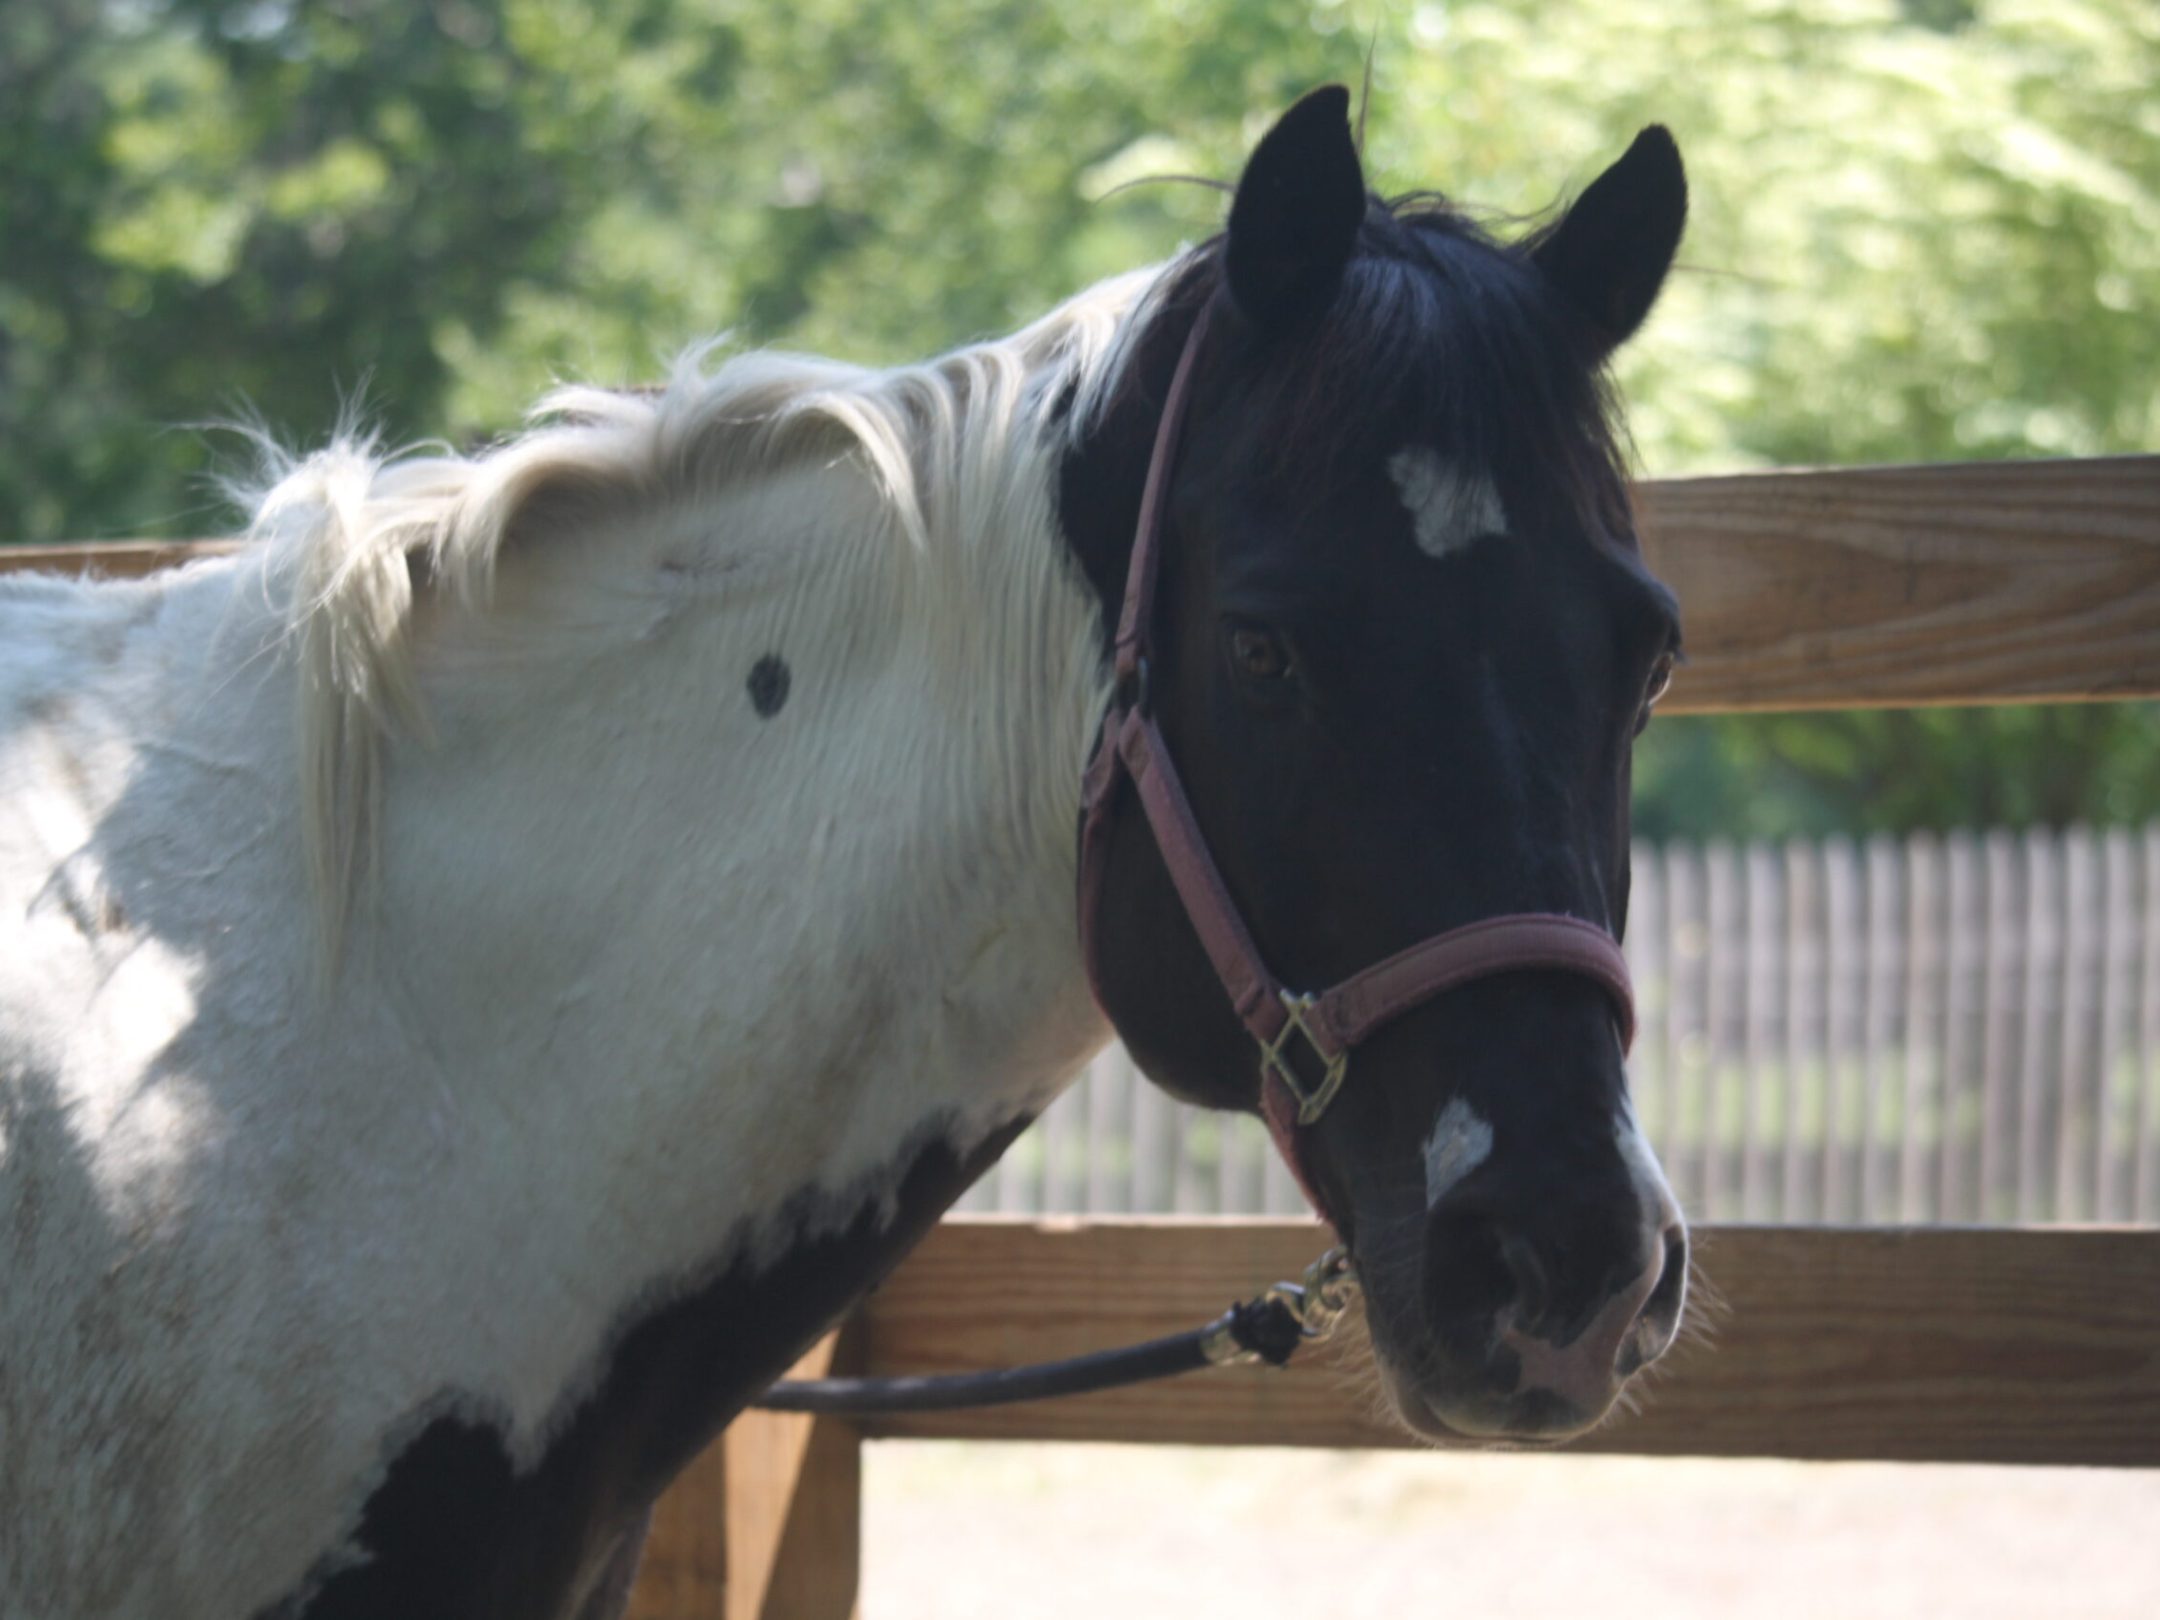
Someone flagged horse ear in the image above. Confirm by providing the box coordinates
[1224,85,1366,331]
[1530,125,1687,360]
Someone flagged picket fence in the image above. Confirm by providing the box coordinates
[963,822,2160,1225]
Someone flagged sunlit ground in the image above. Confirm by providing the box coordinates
[864,1443,2160,1618]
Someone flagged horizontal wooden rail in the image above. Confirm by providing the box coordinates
[8,455,2160,713]
[1635,456,2160,711]
[1,539,240,578]
[850,1218,2160,1468]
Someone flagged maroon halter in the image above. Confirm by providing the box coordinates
[1076,299,1637,1225]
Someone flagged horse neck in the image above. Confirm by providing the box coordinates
[340,426,1112,1295]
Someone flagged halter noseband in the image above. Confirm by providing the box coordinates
[1075,298,1637,1225]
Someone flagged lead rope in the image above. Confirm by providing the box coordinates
[754,1247,1358,1415]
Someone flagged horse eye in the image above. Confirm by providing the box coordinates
[1645,651,1676,708]
[1636,650,1677,733]
[1229,625,1292,681]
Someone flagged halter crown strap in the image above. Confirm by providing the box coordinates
[1076,295,1636,1228]
[1109,300,1213,693]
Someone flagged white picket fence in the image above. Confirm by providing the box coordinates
[961,824,2160,1224]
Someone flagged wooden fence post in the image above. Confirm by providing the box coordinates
[627,1333,862,1620]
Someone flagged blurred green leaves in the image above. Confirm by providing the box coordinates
[3,0,2156,833]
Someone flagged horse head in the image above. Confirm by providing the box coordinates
[1065,88,1690,1442]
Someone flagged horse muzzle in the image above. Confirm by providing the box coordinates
[1368,1165,1688,1443]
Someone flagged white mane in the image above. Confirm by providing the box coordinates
[246,263,1168,941]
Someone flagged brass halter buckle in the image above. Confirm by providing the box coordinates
[1259,990,1350,1126]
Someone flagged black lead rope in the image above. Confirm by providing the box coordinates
[754,1248,1359,1417]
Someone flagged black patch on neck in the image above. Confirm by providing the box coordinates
[266,1114,1028,1620]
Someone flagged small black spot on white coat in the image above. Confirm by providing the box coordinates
[748,654,790,718]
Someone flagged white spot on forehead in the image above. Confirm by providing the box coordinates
[1387,447,1507,560]
[1423,1096,1495,1210]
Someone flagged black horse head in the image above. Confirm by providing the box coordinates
[1062,88,1690,1441]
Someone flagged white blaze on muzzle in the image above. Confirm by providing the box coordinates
[1422,1096,1495,1210]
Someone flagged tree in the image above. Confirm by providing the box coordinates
[5,0,2155,833]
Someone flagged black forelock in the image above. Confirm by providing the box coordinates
[1187,196,1637,547]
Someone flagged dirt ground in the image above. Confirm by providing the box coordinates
[863,1442,2160,1619]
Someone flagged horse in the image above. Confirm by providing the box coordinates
[0,86,1690,1619]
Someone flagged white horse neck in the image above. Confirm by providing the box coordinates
[0,282,1145,1613]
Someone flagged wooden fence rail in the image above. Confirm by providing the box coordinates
[10,454,2160,713]
[854,1220,2160,1465]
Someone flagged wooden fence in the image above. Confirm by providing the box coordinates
[966,824,2160,1226]
[14,454,2160,1619]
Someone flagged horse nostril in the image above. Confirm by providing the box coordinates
[1646,1224,1687,1326]
[1499,1231,1552,1327]
[1617,1224,1689,1378]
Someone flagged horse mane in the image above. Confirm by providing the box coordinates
[240,264,1168,948]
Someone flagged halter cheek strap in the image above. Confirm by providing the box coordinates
[1075,298,1636,1228]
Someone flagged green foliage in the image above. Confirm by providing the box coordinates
[1632,705,2160,841]
[1369,0,2160,474]
[4,0,2156,833]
